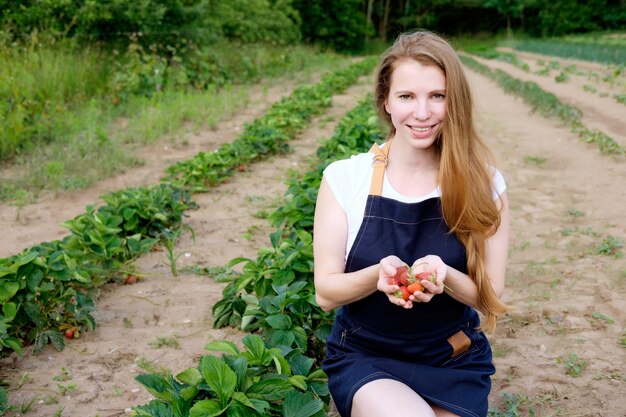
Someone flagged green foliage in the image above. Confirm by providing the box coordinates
[510,38,626,65]
[294,0,369,52]
[460,54,625,156]
[558,353,588,377]
[132,334,329,417]
[524,0,626,37]
[212,97,384,363]
[488,392,536,416]
[0,385,7,415]
[0,184,194,355]
[162,57,377,192]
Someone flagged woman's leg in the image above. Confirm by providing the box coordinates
[432,404,461,417]
[351,379,435,417]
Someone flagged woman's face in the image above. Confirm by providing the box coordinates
[384,59,447,150]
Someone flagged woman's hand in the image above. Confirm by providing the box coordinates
[377,255,414,309]
[408,255,448,303]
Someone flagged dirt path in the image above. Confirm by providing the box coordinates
[2,58,625,417]
[0,74,375,417]
[469,53,626,148]
[0,69,326,259]
[468,68,626,416]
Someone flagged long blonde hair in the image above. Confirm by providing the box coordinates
[375,30,507,331]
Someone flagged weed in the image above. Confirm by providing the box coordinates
[488,392,535,416]
[161,225,195,277]
[558,353,588,377]
[524,155,547,165]
[554,72,569,83]
[149,336,180,349]
[53,406,64,417]
[582,84,598,93]
[134,356,170,377]
[594,235,624,258]
[19,395,40,413]
[123,317,134,328]
[57,383,77,395]
[52,367,72,381]
[566,208,585,217]
[591,312,615,324]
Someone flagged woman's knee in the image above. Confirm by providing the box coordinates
[351,379,435,417]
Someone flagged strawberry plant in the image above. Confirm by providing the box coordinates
[132,334,329,417]
[212,98,383,364]
[461,54,624,157]
[0,184,194,355]
[162,57,377,192]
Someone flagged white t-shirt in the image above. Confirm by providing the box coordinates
[323,146,506,258]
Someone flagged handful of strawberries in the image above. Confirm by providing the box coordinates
[388,264,451,300]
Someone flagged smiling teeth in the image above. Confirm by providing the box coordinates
[411,126,430,132]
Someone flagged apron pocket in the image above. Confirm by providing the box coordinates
[447,330,471,357]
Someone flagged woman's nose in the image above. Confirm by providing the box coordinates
[413,100,430,121]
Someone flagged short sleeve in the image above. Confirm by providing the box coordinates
[323,160,350,212]
[492,167,506,199]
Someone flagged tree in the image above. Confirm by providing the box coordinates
[483,0,523,38]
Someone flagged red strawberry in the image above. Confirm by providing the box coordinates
[407,281,424,293]
[395,286,410,300]
[393,265,410,286]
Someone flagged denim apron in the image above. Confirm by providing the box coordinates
[322,143,495,417]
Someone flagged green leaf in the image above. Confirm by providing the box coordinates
[189,399,225,417]
[23,302,46,328]
[47,330,65,352]
[135,374,176,403]
[0,250,38,278]
[246,377,292,401]
[176,368,202,386]
[204,340,240,356]
[231,391,255,408]
[2,302,17,320]
[282,391,324,417]
[288,375,307,391]
[0,386,8,414]
[265,313,292,330]
[26,269,44,292]
[241,334,267,362]
[199,355,237,404]
[131,399,175,417]
[0,281,19,303]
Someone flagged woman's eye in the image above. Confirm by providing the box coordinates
[399,94,411,100]
[432,93,446,100]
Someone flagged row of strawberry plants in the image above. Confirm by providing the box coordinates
[0,57,377,361]
[0,185,195,356]
[161,57,378,192]
[460,54,625,157]
[131,98,383,416]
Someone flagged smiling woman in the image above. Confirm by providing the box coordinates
[313,30,510,417]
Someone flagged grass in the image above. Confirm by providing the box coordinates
[0,41,349,203]
[509,37,626,65]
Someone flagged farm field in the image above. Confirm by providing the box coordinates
[1,46,625,417]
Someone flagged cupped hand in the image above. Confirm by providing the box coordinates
[408,255,448,303]
[377,255,414,309]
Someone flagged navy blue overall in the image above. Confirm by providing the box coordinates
[321,143,495,417]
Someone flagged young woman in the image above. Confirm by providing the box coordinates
[313,30,510,417]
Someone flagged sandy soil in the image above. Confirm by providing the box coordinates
[1,54,625,417]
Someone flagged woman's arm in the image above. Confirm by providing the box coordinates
[418,191,510,309]
[313,178,381,311]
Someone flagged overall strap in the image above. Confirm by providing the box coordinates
[368,141,391,196]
